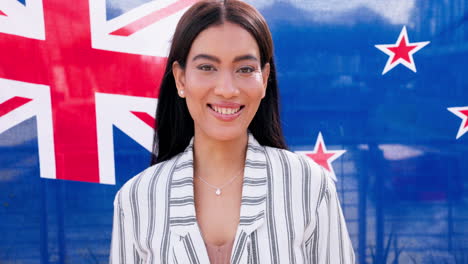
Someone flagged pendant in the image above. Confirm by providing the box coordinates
[215,189,221,196]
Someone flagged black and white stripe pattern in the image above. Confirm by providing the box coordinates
[110,133,355,263]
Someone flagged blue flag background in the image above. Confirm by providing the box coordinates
[1,0,467,263]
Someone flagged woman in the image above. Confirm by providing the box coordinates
[110,1,355,263]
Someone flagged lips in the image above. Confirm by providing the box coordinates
[210,105,241,114]
[207,103,245,121]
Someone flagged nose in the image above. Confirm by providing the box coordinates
[213,71,240,98]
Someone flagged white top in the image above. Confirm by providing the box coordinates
[110,133,355,263]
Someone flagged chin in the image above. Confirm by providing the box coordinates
[201,126,248,143]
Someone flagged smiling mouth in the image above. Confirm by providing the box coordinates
[207,104,245,115]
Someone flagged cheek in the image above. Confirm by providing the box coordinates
[184,76,204,98]
[238,75,266,99]
[185,72,215,96]
[183,74,211,119]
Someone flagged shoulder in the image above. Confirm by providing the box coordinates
[263,145,333,201]
[263,146,324,179]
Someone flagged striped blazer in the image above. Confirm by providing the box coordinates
[110,133,355,263]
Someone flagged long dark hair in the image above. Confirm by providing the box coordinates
[151,0,287,165]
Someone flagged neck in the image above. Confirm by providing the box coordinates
[193,131,248,184]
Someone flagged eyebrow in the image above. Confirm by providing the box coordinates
[233,54,258,63]
[192,54,220,63]
[192,54,258,63]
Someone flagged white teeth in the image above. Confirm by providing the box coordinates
[211,105,241,115]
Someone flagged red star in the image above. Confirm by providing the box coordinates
[296,132,346,181]
[388,36,418,64]
[448,106,468,139]
[463,111,468,129]
[306,144,335,172]
[375,26,430,75]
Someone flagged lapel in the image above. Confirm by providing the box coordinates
[230,133,268,264]
[168,138,209,263]
[169,133,268,264]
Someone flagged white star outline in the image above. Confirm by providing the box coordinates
[375,26,430,75]
[447,106,468,139]
[296,132,346,181]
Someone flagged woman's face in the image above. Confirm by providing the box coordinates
[173,22,270,142]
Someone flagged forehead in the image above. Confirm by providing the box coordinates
[188,22,260,60]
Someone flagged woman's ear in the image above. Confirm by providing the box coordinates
[261,62,270,98]
[172,61,186,96]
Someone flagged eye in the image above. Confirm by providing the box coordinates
[238,66,255,74]
[197,64,216,71]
